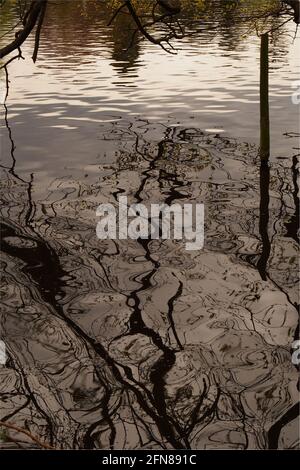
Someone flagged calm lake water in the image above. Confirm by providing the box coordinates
[0,0,299,450]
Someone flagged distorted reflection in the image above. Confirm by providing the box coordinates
[0,0,299,450]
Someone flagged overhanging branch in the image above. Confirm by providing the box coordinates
[0,0,46,59]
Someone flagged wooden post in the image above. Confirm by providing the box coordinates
[260,33,270,161]
[257,32,271,280]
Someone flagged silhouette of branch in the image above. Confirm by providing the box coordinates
[0,0,46,59]
[0,420,55,449]
[32,0,47,62]
[107,0,182,53]
[282,0,300,24]
[107,1,127,27]
[1,52,24,103]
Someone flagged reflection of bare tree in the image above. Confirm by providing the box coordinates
[109,11,141,77]
[1,113,298,448]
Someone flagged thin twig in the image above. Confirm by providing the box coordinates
[0,421,55,450]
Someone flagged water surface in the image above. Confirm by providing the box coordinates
[0,0,299,450]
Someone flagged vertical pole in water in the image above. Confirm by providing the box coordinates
[260,33,270,160]
[257,32,271,280]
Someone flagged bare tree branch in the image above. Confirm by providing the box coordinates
[0,0,46,59]
[0,420,55,449]
[32,0,47,62]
